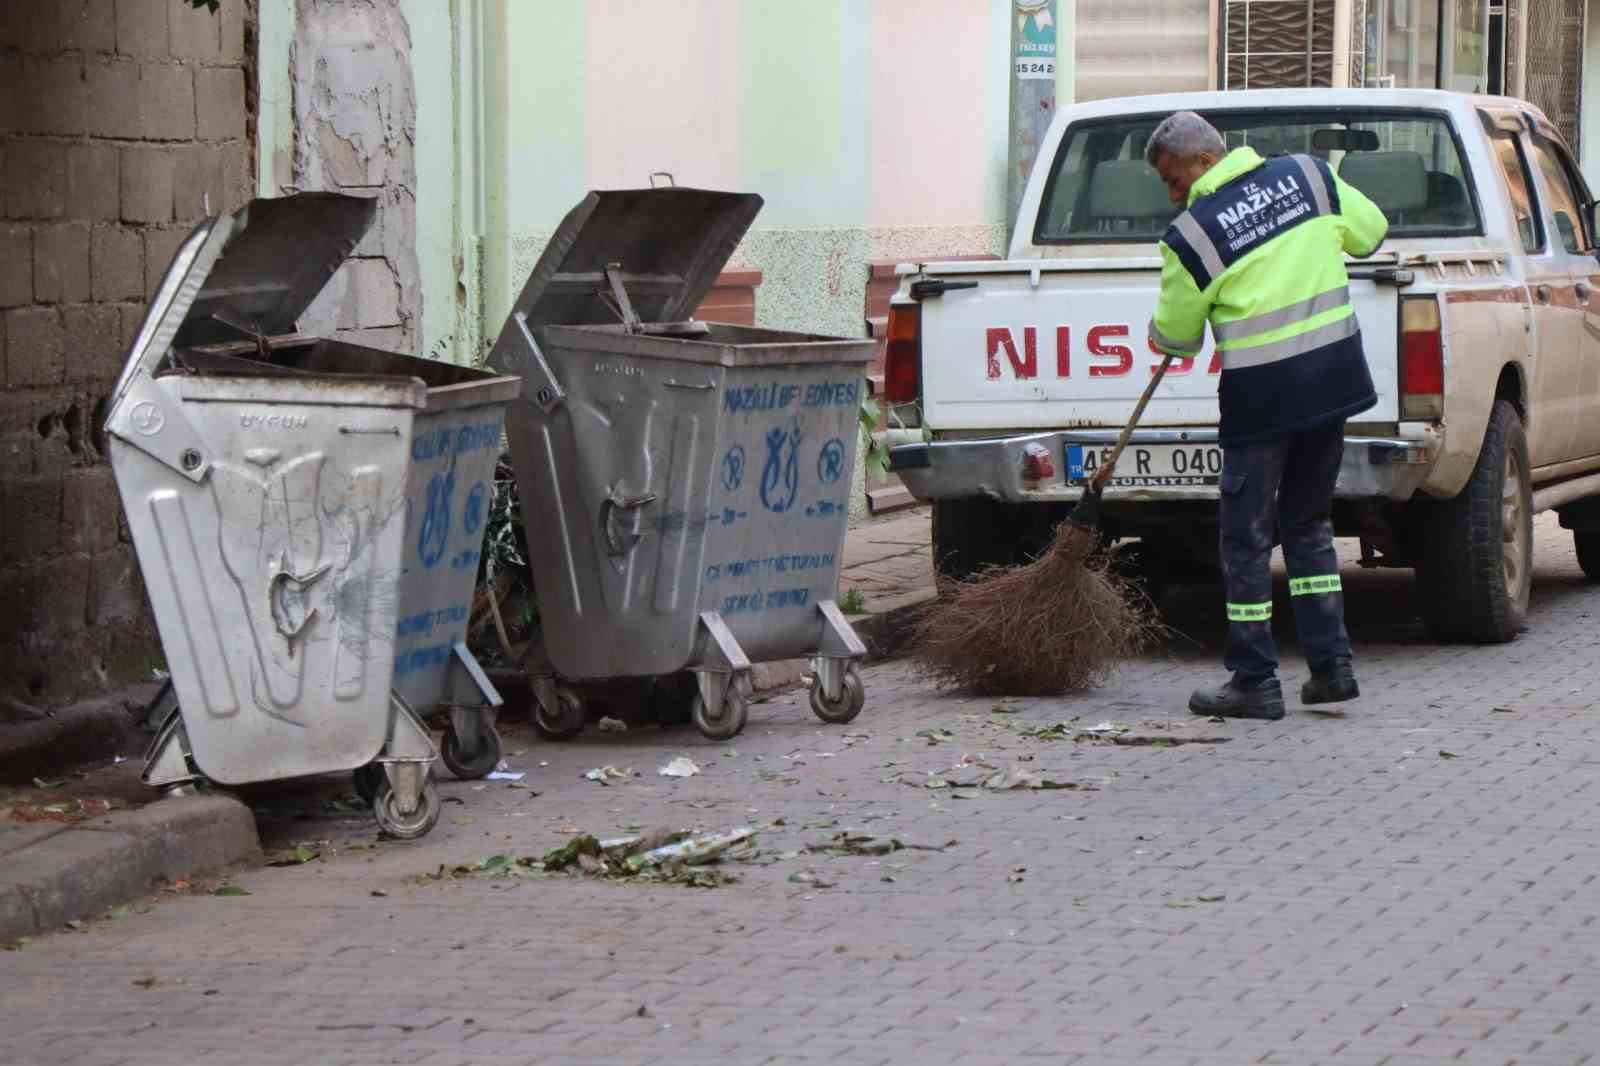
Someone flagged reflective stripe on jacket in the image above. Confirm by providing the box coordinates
[1149,146,1390,447]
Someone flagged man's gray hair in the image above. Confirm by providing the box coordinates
[1144,111,1226,167]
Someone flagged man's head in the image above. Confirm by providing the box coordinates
[1144,111,1227,204]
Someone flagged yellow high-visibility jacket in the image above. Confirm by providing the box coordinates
[1149,146,1390,446]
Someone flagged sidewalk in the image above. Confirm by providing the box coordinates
[0,505,939,945]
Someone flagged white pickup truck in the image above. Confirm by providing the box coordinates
[886,88,1600,643]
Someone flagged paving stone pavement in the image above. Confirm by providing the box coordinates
[3,516,1600,1066]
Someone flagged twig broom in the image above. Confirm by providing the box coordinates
[912,352,1178,695]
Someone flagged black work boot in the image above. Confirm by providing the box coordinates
[1188,674,1286,720]
[1302,657,1359,705]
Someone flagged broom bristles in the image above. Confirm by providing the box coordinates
[912,519,1161,696]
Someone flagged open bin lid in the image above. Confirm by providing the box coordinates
[509,187,763,329]
[111,193,377,399]
[171,193,377,348]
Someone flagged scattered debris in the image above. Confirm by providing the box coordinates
[212,885,250,897]
[806,832,956,857]
[1491,707,1514,714]
[909,763,1092,793]
[420,827,754,889]
[1079,721,1128,736]
[1008,867,1027,883]
[267,843,321,867]
[583,766,630,785]
[788,870,835,889]
[1015,721,1077,740]
[1439,750,1460,760]
[486,770,526,781]
[1,796,119,823]
[133,976,159,989]
[983,766,1037,791]
[658,757,701,778]
[370,889,388,898]
[597,717,628,733]
[915,728,955,746]
[623,827,753,871]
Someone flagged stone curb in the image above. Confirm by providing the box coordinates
[0,793,261,943]
[0,688,151,787]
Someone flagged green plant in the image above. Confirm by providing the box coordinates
[838,588,866,614]
[466,456,539,663]
[859,395,890,477]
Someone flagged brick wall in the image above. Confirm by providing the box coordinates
[0,0,253,708]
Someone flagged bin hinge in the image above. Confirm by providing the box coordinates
[603,264,643,334]
[511,311,566,414]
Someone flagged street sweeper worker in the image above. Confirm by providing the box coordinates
[1144,110,1389,721]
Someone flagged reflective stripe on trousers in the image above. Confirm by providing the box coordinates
[1226,602,1272,622]
[1289,574,1342,596]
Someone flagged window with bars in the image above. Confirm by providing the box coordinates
[1224,0,1339,88]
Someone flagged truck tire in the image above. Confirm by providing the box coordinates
[1575,529,1600,580]
[931,497,1032,584]
[1416,399,1532,643]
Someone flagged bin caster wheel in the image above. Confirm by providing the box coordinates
[534,687,585,740]
[810,665,865,725]
[692,677,750,741]
[440,723,501,779]
[351,763,383,805]
[372,774,440,840]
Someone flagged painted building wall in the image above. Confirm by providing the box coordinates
[482,0,1017,347]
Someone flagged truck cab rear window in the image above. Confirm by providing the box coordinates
[1035,110,1481,244]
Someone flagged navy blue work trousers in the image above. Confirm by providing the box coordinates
[1219,420,1352,679]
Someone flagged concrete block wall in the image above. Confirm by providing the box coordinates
[0,0,253,708]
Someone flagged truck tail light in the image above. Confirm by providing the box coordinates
[883,303,921,404]
[1022,442,1056,483]
[1400,296,1444,421]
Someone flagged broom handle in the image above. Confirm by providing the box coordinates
[1089,350,1179,491]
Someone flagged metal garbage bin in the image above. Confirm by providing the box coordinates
[104,193,520,838]
[486,188,876,741]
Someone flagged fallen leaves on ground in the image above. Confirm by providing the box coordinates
[418,827,755,889]
[267,843,321,867]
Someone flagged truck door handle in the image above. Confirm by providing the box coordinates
[1536,284,1553,304]
[909,279,979,299]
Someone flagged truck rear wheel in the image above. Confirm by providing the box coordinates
[1416,399,1531,643]
[931,497,1047,586]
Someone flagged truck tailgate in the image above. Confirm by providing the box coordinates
[918,261,1399,431]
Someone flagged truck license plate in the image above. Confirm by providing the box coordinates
[1065,443,1223,487]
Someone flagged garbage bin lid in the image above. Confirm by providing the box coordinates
[168,193,379,348]
[511,188,763,329]
[110,192,378,415]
